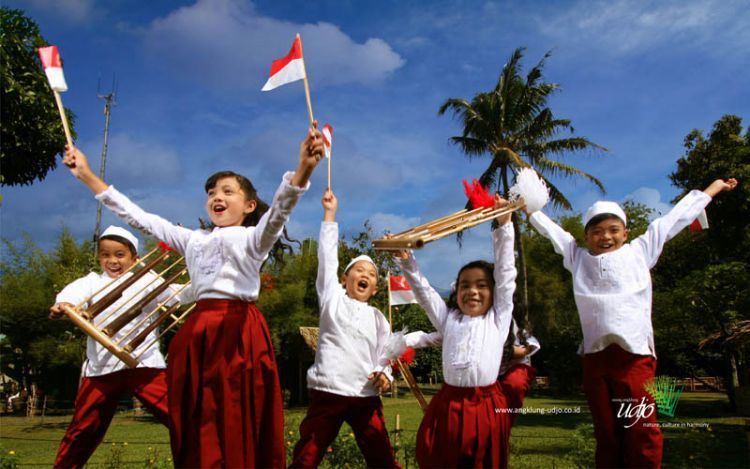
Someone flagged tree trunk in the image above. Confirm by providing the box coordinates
[725,349,739,411]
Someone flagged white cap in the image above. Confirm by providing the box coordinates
[344,255,378,275]
[584,201,627,228]
[100,225,139,252]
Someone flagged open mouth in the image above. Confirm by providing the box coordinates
[357,280,369,290]
[213,205,227,214]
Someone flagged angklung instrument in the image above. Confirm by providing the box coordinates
[373,168,549,251]
[61,243,194,368]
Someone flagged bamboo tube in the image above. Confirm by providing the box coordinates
[123,303,182,353]
[119,283,190,344]
[84,249,171,319]
[62,304,139,368]
[133,304,196,360]
[102,267,185,336]
[397,358,428,412]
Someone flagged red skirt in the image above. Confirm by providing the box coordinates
[499,364,537,426]
[167,299,285,468]
[417,382,510,468]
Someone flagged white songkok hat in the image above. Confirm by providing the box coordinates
[344,255,378,275]
[584,201,627,228]
[100,225,139,252]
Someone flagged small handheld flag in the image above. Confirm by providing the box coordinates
[38,46,68,92]
[261,34,315,125]
[389,275,417,306]
[38,45,73,146]
[261,36,305,91]
[322,124,333,159]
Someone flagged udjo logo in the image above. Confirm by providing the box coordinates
[615,376,683,428]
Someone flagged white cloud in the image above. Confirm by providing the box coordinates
[104,133,183,189]
[140,0,404,91]
[537,0,750,56]
[368,212,422,236]
[20,0,97,23]
[624,186,672,218]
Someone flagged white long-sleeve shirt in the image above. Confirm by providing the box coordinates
[95,172,309,302]
[405,330,443,349]
[529,190,711,356]
[397,223,517,387]
[305,222,393,397]
[57,271,185,377]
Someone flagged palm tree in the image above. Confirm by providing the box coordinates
[438,47,606,328]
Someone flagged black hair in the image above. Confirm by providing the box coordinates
[584,213,626,233]
[98,235,137,257]
[446,260,496,311]
[202,170,298,263]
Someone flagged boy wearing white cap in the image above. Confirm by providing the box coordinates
[291,190,400,468]
[527,178,737,468]
[49,226,186,469]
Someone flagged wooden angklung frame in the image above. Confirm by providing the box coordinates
[61,244,194,368]
[372,201,525,250]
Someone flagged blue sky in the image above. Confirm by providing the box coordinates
[2,0,749,289]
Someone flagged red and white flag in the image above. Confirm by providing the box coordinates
[38,45,68,92]
[261,36,306,91]
[322,123,333,159]
[389,275,417,306]
[689,209,709,232]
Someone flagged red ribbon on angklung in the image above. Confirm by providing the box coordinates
[157,241,174,252]
[392,347,416,372]
[463,179,494,209]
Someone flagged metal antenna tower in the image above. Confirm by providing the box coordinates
[93,75,117,243]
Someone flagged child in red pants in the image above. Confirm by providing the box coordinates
[49,226,183,469]
[291,190,399,468]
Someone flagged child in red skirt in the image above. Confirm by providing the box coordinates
[291,190,400,468]
[528,178,737,468]
[498,320,540,427]
[62,124,325,468]
[394,195,517,468]
[49,226,184,469]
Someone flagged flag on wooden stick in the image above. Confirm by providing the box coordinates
[389,275,417,306]
[261,36,306,91]
[38,45,68,92]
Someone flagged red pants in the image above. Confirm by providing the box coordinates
[499,364,537,426]
[417,382,510,469]
[54,367,169,469]
[583,344,663,468]
[167,300,285,468]
[291,389,400,468]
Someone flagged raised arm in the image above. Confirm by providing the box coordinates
[247,125,324,258]
[491,197,517,327]
[528,211,578,271]
[316,191,340,305]
[632,179,737,267]
[395,252,450,333]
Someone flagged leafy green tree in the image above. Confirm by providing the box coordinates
[1,7,75,186]
[653,115,749,408]
[0,229,95,402]
[438,47,606,330]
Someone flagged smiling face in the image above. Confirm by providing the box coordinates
[585,216,628,255]
[205,176,257,227]
[456,267,494,317]
[341,260,379,302]
[98,239,137,278]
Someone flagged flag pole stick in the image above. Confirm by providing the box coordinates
[387,271,393,330]
[327,149,331,190]
[53,90,73,147]
[296,34,315,125]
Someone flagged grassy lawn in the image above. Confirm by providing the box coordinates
[1,391,745,467]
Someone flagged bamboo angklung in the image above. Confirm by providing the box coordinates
[373,201,524,250]
[60,246,192,368]
[397,358,428,412]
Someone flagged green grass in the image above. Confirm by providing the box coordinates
[1,391,745,467]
